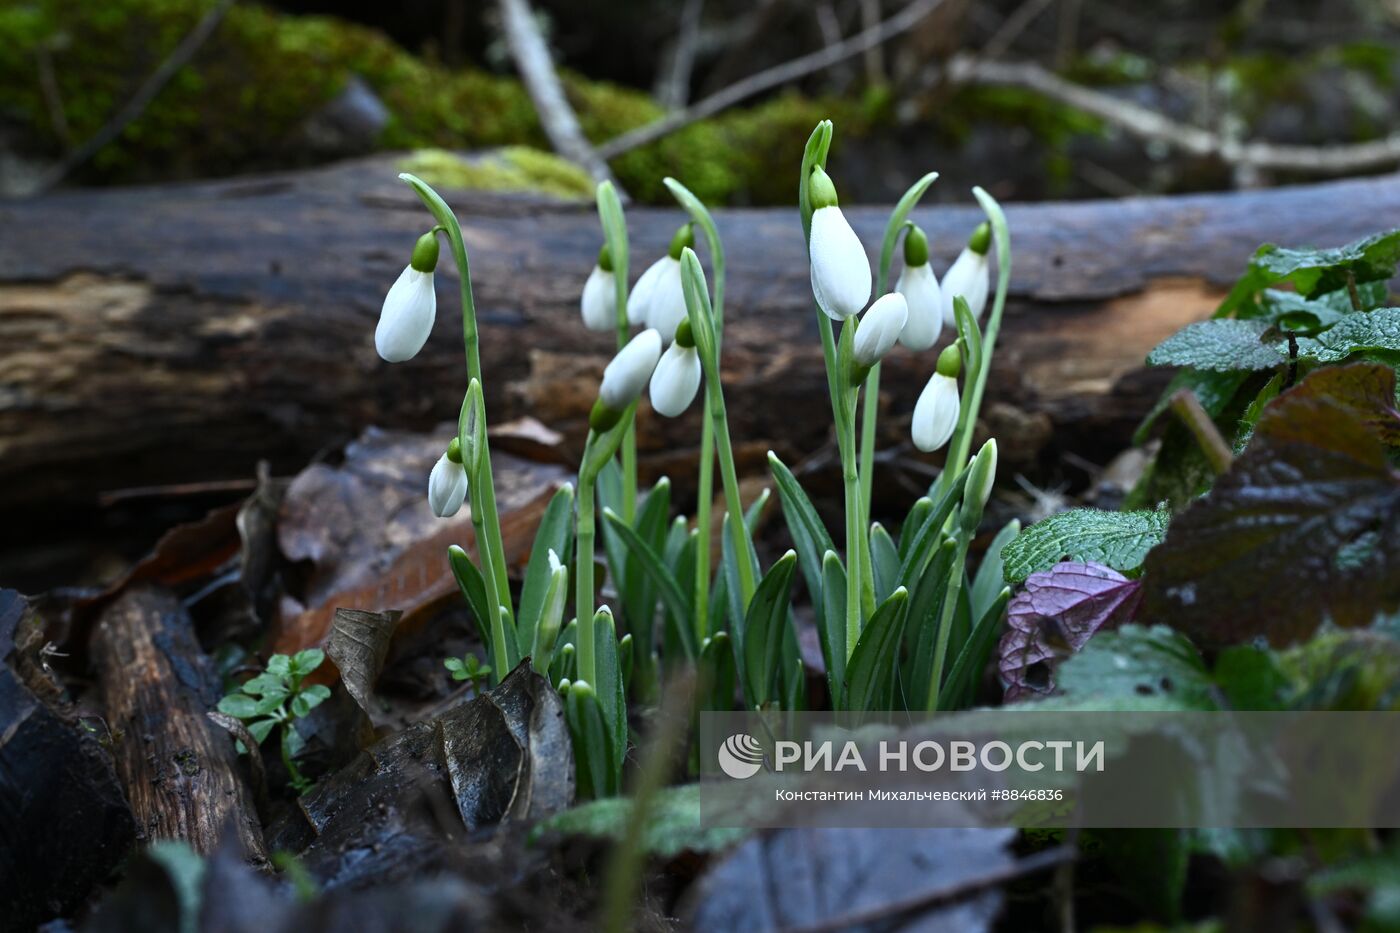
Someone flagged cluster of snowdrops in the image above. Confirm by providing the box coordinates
[371,121,1011,796]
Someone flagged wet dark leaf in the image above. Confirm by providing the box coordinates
[326,608,401,719]
[998,562,1143,701]
[687,827,1016,932]
[1143,364,1400,645]
[1295,307,1400,363]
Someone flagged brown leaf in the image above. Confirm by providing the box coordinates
[326,608,401,719]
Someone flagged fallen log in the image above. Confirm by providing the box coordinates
[3,156,1399,522]
[90,585,267,862]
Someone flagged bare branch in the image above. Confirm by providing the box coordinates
[497,0,619,188]
[656,0,706,109]
[31,0,234,194]
[983,0,1055,59]
[596,0,948,160]
[946,55,1400,176]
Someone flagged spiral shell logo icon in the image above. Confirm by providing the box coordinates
[717,733,765,779]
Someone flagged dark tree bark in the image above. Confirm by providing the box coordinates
[90,585,267,862]
[3,155,1398,520]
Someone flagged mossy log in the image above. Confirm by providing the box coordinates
[3,156,1400,521]
[90,586,267,862]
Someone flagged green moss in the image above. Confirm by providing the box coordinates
[0,0,879,203]
[397,146,593,199]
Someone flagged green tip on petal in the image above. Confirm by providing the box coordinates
[968,221,991,256]
[597,244,613,272]
[446,437,462,464]
[674,317,696,348]
[668,223,696,260]
[808,165,839,211]
[903,224,930,267]
[589,398,622,432]
[410,231,440,272]
[936,343,962,378]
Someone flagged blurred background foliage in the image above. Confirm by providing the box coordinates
[1,0,1399,203]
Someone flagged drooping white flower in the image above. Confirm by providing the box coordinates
[600,328,663,410]
[649,339,702,416]
[627,224,693,335]
[581,246,618,332]
[807,166,871,321]
[912,344,962,453]
[852,293,909,368]
[894,224,942,351]
[940,222,991,329]
[375,231,440,362]
[428,450,468,517]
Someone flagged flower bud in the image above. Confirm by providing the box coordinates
[940,224,991,328]
[375,241,438,363]
[895,225,942,351]
[912,366,959,452]
[600,328,663,409]
[428,451,468,517]
[807,166,872,321]
[960,438,998,533]
[581,245,618,332]
[649,340,702,417]
[852,293,908,368]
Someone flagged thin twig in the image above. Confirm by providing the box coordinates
[656,0,706,109]
[34,44,71,146]
[791,844,1075,933]
[1169,389,1234,475]
[944,55,1400,176]
[32,0,235,194]
[983,0,1055,59]
[596,0,947,159]
[207,711,270,818]
[497,0,619,188]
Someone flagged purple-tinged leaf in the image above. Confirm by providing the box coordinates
[999,561,1143,701]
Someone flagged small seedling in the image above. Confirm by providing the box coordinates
[217,649,330,794]
[444,652,492,690]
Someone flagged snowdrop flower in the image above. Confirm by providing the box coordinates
[428,439,468,518]
[852,293,908,369]
[963,438,998,516]
[894,224,942,351]
[376,231,439,362]
[649,319,703,416]
[807,166,871,321]
[627,224,693,338]
[940,222,991,329]
[912,343,961,453]
[581,245,618,332]
[600,328,663,411]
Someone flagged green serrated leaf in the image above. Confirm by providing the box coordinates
[1295,307,1400,363]
[1218,228,1400,316]
[1002,508,1170,583]
[1053,625,1213,709]
[1147,319,1285,371]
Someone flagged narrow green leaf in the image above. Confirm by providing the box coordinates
[768,451,837,620]
[620,478,672,655]
[602,509,698,661]
[845,587,911,713]
[741,551,799,708]
[970,519,1019,622]
[798,120,834,243]
[591,608,628,781]
[902,537,959,709]
[897,498,933,560]
[820,550,848,709]
[700,632,737,712]
[939,586,1011,711]
[869,522,900,602]
[877,172,938,291]
[596,458,629,594]
[663,177,726,319]
[516,483,575,657]
[448,545,497,650]
[565,682,614,799]
[897,467,968,589]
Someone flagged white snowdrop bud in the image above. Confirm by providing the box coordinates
[894,225,942,351]
[427,447,468,518]
[912,344,961,453]
[940,222,991,329]
[649,339,702,417]
[960,438,998,533]
[600,328,662,410]
[628,224,693,334]
[852,293,908,368]
[807,166,871,321]
[375,231,439,362]
[581,245,618,332]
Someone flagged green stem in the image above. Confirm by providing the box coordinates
[694,395,714,638]
[838,394,864,658]
[281,724,307,793]
[576,438,599,687]
[926,531,971,713]
[858,360,880,517]
[470,463,511,682]
[708,377,756,609]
